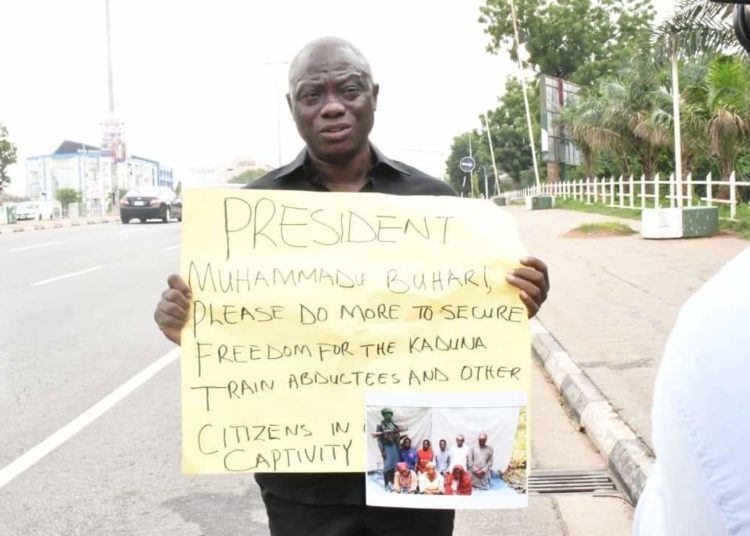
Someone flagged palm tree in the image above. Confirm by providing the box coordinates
[704,55,750,199]
[650,59,711,180]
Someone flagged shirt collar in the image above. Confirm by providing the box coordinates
[270,144,411,182]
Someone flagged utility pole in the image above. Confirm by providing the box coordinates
[483,112,501,196]
[509,0,541,189]
[104,0,119,211]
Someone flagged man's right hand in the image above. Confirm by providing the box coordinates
[154,274,191,345]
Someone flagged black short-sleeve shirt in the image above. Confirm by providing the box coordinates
[244,145,457,505]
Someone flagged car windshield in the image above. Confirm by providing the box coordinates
[125,187,164,197]
[19,202,38,209]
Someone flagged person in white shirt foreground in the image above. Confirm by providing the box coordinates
[634,247,750,536]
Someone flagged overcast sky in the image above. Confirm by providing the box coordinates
[0,1,674,194]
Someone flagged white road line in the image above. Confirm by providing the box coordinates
[9,241,63,253]
[165,244,180,250]
[31,266,103,287]
[0,348,180,489]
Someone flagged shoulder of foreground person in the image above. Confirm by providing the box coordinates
[634,246,750,536]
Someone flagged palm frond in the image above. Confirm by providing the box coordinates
[651,0,739,62]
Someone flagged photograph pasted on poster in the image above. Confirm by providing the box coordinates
[365,392,527,510]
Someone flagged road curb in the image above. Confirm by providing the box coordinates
[530,318,653,504]
[0,217,120,235]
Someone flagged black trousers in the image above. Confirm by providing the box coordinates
[261,491,456,536]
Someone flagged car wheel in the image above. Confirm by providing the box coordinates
[122,218,130,224]
[162,206,171,223]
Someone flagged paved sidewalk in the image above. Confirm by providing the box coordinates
[507,206,748,499]
[0,216,120,235]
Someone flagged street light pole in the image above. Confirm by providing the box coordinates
[671,38,684,208]
[104,0,119,212]
[483,112,501,196]
[509,0,542,189]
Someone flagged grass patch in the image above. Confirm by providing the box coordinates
[554,197,750,241]
[554,198,642,219]
[569,222,636,237]
[720,218,750,240]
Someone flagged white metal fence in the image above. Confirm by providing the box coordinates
[503,172,750,220]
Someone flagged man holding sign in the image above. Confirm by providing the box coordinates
[154,37,549,536]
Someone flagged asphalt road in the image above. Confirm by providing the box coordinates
[0,220,633,535]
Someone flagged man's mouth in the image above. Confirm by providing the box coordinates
[320,124,352,140]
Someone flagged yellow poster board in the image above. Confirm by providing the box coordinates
[180,188,530,474]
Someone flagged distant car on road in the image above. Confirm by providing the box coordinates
[16,201,54,221]
[120,186,182,224]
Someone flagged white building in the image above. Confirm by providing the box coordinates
[186,157,271,188]
[26,140,173,215]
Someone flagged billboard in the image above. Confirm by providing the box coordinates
[100,118,126,163]
[540,75,582,167]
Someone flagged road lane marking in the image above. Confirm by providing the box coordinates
[31,266,103,287]
[9,241,63,253]
[165,244,180,250]
[0,348,180,489]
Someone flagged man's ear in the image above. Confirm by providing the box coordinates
[372,83,379,111]
[286,94,293,114]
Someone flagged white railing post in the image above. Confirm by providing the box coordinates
[628,175,635,209]
[610,176,615,206]
[686,172,693,208]
[730,171,737,220]
[640,175,646,209]
[594,177,599,205]
[706,172,713,207]
[618,175,624,208]
[654,173,661,208]
[669,173,679,208]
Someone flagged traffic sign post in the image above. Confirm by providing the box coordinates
[459,156,476,174]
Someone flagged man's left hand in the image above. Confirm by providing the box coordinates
[506,256,550,318]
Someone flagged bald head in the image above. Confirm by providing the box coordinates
[285,37,379,165]
[288,37,374,96]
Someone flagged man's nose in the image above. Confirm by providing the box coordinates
[320,94,346,117]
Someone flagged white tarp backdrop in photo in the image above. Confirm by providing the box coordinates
[366,406,522,473]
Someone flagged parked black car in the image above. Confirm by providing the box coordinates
[120,186,182,224]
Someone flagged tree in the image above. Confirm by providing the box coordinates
[55,188,82,211]
[0,123,18,194]
[560,58,671,181]
[479,0,656,86]
[229,168,268,184]
[650,58,712,180]
[704,55,750,199]
[445,132,488,197]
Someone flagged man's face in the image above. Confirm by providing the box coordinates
[439,440,447,451]
[403,438,411,449]
[479,434,487,447]
[456,436,464,447]
[287,43,378,164]
[422,440,430,450]
[382,411,392,423]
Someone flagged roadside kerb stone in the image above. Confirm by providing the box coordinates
[531,317,653,504]
[0,216,120,235]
